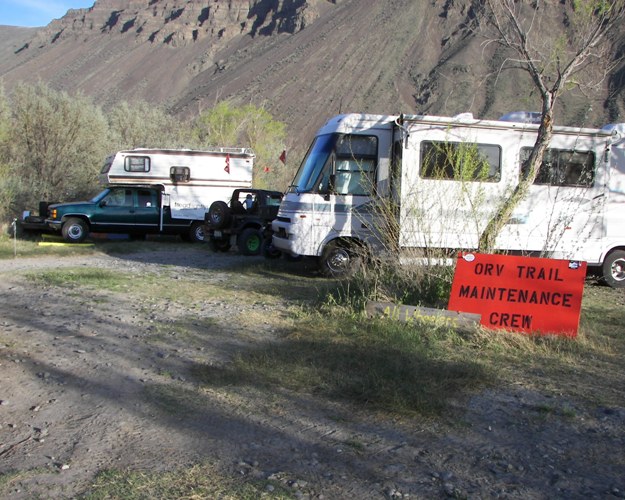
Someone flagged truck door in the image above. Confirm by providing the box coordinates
[90,187,137,232]
[133,189,160,230]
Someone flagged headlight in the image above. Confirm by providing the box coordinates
[50,209,57,219]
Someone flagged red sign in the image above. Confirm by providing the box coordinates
[448,253,586,337]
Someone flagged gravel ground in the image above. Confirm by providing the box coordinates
[1,248,624,499]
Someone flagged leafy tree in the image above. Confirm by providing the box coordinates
[107,100,185,150]
[191,101,287,189]
[6,82,109,215]
[477,0,625,252]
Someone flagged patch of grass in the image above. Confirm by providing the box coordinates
[193,312,492,416]
[0,467,51,496]
[0,233,97,259]
[143,384,204,417]
[193,281,625,416]
[81,463,293,499]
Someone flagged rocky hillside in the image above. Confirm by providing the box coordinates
[1,0,624,147]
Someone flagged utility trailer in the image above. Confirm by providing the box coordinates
[271,112,625,287]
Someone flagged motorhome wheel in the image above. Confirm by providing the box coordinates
[320,241,362,278]
[261,237,281,259]
[602,250,625,288]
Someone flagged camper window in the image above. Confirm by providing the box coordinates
[420,141,501,182]
[520,148,595,187]
[124,156,151,173]
[170,166,190,183]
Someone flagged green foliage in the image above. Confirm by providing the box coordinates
[191,101,288,189]
[0,83,290,224]
[2,82,109,218]
[107,100,185,150]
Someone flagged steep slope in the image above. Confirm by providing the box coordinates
[0,0,623,147]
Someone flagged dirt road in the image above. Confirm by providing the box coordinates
[1,248,624,499]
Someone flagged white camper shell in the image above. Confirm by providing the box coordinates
[271,113,625,287]
[100,148,254,221]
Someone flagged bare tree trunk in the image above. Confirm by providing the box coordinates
[478,98,554,252]
[476,0,624,253]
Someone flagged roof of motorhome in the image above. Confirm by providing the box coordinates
[400,113,614,137]
[320,113,616,138]
[114,147,255,157]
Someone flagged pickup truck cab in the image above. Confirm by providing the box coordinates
[46,185,206,243]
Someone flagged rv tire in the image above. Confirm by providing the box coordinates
[320,241,362,278]
[262,237,282,259]
[602,250,625,288]
[61,218,89,243]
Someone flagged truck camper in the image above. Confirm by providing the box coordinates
[271,113,625,287]
[47,148,254,243]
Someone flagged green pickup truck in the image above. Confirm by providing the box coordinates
[46,185,206,243]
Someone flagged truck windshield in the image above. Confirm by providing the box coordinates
[289,134,336,193]
[91,189,111,203]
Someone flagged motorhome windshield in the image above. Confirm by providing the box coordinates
[289,133,378,195]
[289,134,335,193]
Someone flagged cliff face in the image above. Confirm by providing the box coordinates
[0,0,623,146]
[30,0,321,47]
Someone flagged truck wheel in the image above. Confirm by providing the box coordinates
[209,236,231,252]
[188,221,206,243]
[320,241,362,278]
[237,228,262,256]
[602,250,625,288]
[61,218,89,243]
[207,201,231,229]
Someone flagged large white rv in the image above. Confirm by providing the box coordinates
[271,113,625,287]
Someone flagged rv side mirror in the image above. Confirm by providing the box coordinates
[99,200,107,207]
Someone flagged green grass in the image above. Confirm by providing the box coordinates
[193,311,492,416]
[0,232,97,259]
[82,463,294,499]
[193,281,625,417]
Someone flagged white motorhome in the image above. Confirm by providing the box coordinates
[100,147,254,219]
[271,113,625,287]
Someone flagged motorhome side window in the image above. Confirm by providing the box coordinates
[420,141,501,182]
[520,147,595,187]
[125,156,151,173]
